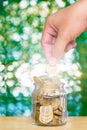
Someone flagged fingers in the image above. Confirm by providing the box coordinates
[46,38,76,65]
[51,36,67,64]
[65,41,77,52]
[42,29,76,65]
[42,36,57,65]
[42,23,57,64]
[42,18,77,65]
[51,39,76,64]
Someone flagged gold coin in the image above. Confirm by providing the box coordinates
[36,103,41,111]
[54,115,59,119]
[51,115,59,125]
[54,109,62,116]
[33,76,42,84]
[41,81,56,94]
[58,105,63,112]
[39,105,53,124]
[50,76,61,86]
[34,111,40,124]
[40,75,48,81]
[51,98,60,110]
[39,97,51,106]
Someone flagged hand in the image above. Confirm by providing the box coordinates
[42,0,87,65]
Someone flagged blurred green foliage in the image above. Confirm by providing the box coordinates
[0,0,87,116]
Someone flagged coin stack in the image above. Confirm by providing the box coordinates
[33,76,67,126]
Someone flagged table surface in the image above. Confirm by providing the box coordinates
[0,116,87,130]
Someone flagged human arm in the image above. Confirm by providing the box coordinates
[42,0,87,65]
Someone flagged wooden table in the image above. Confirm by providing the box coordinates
[0,116,87,130]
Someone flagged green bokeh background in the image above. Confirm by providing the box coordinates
[0,0,87,116]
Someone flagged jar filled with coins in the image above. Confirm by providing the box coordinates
[32,75,67,126]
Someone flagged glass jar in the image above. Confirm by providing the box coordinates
[32,75,67,126]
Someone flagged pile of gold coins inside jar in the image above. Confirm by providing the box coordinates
[32,75,67,126]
